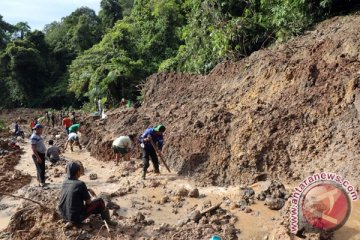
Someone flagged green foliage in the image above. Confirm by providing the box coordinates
[160,0,342,74]
[0,119,6,131]
[1,0,356,110]
[13,22,31,39]
[68,0,184,105]
[44,7,102,54]
[99,0,124,29]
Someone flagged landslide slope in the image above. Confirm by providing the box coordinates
[84,15,360,188]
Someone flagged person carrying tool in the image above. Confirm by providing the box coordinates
[58,161,117,228]
[139,124,166,180]
[112,134,136,166]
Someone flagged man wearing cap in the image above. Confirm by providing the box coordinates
[30,124,47,188]
[139,125,166,180]
[58,161,117,228]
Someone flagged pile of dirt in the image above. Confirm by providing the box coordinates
[83,15,360,190]
[0,132,31,196]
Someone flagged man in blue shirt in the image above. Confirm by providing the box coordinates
[139,125,166,180]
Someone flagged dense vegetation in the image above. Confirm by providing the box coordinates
[0,0,357,109]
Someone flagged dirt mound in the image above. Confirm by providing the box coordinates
[83,14,360,189]
[0,133,31,196]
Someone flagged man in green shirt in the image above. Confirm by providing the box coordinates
[69,123,81,133]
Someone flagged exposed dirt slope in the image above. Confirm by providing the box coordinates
[85,15,360,188]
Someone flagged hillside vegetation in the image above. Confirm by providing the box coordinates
[0,0,358,108]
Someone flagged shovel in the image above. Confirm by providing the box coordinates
[149,137,171,173]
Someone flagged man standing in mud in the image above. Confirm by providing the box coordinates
[62,116,72,135]
[58,161,117,228]
[139,125,166,180]
[30,124,48,188]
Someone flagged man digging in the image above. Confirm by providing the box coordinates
[139,125,166,180]
[111,134,136,166]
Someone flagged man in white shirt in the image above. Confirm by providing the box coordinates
[63,132,82,152]
[112,134,136,165]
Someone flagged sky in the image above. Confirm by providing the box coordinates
[0,0,101,31]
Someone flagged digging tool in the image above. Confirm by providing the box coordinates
[148,137,171,173]
[88,190,110,233]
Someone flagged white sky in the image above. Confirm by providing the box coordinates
[0,0,101,31]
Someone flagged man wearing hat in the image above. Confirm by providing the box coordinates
[30,124,47,188]
[58,161,117,227]
[139,124,166,180]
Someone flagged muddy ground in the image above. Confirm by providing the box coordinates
[0,13,360,240]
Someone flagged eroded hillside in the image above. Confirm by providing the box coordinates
[84,15,360,189]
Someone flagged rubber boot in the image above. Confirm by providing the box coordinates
[100,208,117,226]
[141,171,146,180]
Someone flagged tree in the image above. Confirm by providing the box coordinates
[0,15,15,49]
[13,22,31,39]
[99,0,124,29]
[68,0,184,104]
[0,39,47,106]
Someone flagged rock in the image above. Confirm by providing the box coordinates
[177,217,189,227]
[244,207,252,213]
[188,188,199,198]
[149,180,161,188]
[257,191,267,201]
[175,187,189,197]
[89,173,97,180]
[237,199,248,209]
[222,225,237,237]
[161,196,170,204]
[133,212,145,222]
[240,187,255,201]
[107,201,120,210]
[229,217,237,225]
[188,210,201,223]
[265,197,285,210]
[199,216,208,225]
[230,203,238,210]
[194,120,204,128]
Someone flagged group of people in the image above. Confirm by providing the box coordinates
[29,110,167,229]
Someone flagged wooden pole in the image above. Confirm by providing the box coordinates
[0,192,47,209]
[149,138,171,173]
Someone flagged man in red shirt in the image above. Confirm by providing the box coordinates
[62,117,72,135]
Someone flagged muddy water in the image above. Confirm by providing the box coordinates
[1,139,360,239]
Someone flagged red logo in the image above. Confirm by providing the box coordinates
[301,183,351,231]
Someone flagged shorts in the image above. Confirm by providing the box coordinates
[112,145,129,155]
[69,136,79,142]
